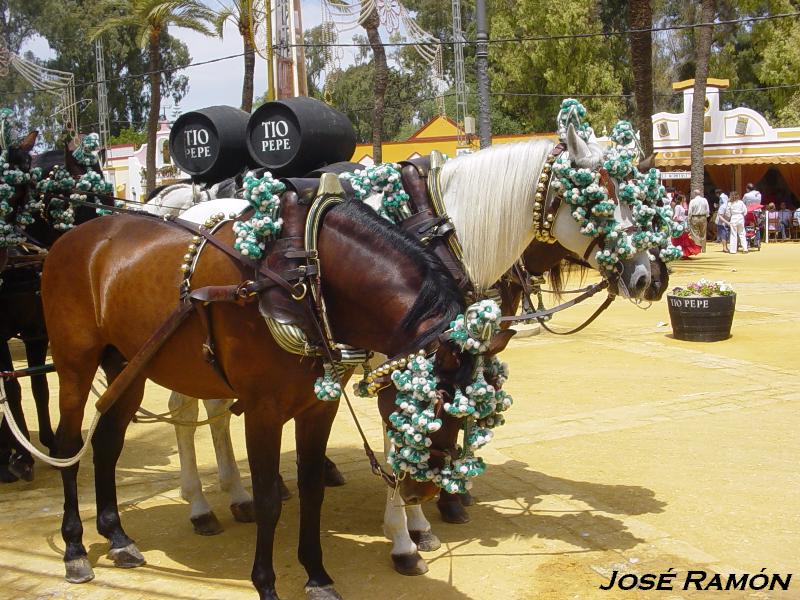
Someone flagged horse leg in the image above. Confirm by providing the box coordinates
[94,349,147,568]
[383,489,428,575]
[322,455,346,487]
[26,337,55,454]
[295,402,340,599]
[171,392,223,535]
[381,430,428,575]
[437,490,471,524]
[0,342,33,481]
[202,397,256,522]
[0,412,20,482]
[244,403,284,600]
[406,504,441,552]
[55,356,102,583]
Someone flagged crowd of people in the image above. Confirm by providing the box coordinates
[663,183,800,257]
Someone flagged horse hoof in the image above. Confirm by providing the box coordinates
[231,501,257,523]
[0,464,19,483]
[437,499,470,524]
[391,552,428,576]
[305,584,343,600]
[279,478,293,501]
[108,543,146,568]
[323,460,346,487]
[410,529,441,552]
[8,456,33,482]
[460,490,476,507]
[65,557,95,583]
[191,512,224,535]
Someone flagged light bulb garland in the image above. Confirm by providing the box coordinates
[551,101,684,268]
[232,171,285,260]
[340,163,412,225]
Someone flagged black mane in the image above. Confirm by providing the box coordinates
[335,200,464,350]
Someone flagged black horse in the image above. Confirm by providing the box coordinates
[0,139,108,482]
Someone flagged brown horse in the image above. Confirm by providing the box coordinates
[41,197,508,599]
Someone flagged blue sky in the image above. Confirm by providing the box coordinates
[22,1,332,116]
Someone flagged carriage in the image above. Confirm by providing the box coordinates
[0,99,678,599]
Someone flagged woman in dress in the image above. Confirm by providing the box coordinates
[671,194,701,258]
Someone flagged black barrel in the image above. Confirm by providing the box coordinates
[667,294,736,342]
[246,97,356,177]
[169,105,253,183]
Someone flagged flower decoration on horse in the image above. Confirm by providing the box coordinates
[551,99,684,270]
[366,298,514,496]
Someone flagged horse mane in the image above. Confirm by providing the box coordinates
[439,139,555,290]
[335,200,465,349]
[548,257,590,300]
[146,178,192,202]
[31,149,62,174]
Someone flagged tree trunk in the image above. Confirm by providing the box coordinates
[241,24,255,112]
[629,0,654,156]
[362,5,387,163]
[690,0,715,194]
[146,29,162,196]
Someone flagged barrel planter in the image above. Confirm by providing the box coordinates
[169,105,254,183]
[246,96,356,177]
[667,294,736,342]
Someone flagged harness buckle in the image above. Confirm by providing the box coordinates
[236,280,258,299]
[291,281,308,301]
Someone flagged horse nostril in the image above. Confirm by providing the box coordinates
[633,274,649,292]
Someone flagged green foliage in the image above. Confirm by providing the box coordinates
[326,62,423,143]
[489,0,627,134]
[1,0,193,145]
[107,126,146,148]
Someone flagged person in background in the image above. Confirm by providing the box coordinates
[727,191,749,253]
[765,202,782,240]
[715,189,730,253]
[743,182,762,206]
[671,194,701,258]
[779,202,793,239]
[688,188,710,252]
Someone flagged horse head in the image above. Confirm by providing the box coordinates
[547,124,654,300]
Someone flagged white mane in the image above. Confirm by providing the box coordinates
[439,139,554,289]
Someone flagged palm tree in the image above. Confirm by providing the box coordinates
[91,0,215,194]
[212,0,257,113]
[361,2,387,163]
[629,0,654,156]
[690,0,716,194]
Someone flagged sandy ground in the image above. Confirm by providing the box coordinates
[1,241,798,600]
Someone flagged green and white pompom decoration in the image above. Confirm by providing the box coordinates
[557,98,593,142]
[340,163,412,224]
[0,149,35,245]
[71,170,116,216]
[73,133,102,166]
[314,363,342,402]
[233,171,285,259]
[447,298,502,354]
[384,299,514,494]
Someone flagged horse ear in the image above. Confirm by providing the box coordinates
[487,328,516,356]
[638,153,656,172]
[18,131,38,152]
[64,143,85,178]
[566,124,591,166]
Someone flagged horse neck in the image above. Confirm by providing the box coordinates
[440,140,553,290]
[318,204,461,356]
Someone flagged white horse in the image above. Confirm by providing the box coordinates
[142,178,261,534]
[379,128,655,575]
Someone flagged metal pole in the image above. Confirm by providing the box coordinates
[265,0,275,101]
[475,0,492,148]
